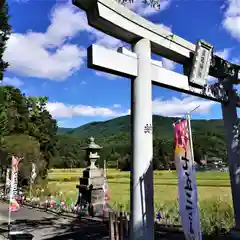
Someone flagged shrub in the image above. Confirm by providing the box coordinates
[199,198,234,235]
[110,198,234,236]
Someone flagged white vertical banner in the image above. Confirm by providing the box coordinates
[103,160,110,202]
[31,163,37,183]
[30,163,37,200]
[5,168,11,186]
[9,156,20,212]
[5,168,11,198]
[173,119,202,240]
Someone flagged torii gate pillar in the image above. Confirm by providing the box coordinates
[131,38,154,239]
[221,82,240,232]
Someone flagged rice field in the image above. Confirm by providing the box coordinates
[43,168,235,234]
[46,168,232,209]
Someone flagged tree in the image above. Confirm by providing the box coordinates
[107,149,121,168]
[1,86,29,134]
[0,0,11,80]
[153,139,169,170]
[27,96,58,178]
[52,135,86,168]
[193,146,202,165]
[0,134,41,186]
[118,153,130,171]
[0,86,58,183]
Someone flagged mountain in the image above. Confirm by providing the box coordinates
[54,115,227,169]
[57,127,73,135]
[57,115,225,144]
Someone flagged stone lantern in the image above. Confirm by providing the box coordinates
[84,136,102,169]
[76,137,105,215]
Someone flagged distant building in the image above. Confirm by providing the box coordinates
[199,159,207,165]
[198,156,226,170]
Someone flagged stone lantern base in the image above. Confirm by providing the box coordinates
[76,165,105,216]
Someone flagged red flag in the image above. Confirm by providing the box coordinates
[8,200,20,212]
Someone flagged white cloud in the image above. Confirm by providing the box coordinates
[95,71,120,80]
[49,95,214,119]
[152,96,215,117]
[4,5,87,80]
[222,0,240,41]
[46,102,126,118]
[156,23,175,72]
[232,57,240,64]
[156,23,172,33]
[207,76,218,84]
[4,2,171,80]
[162,58,176,70]
[57,120,66,128]
[127,95,215,117]
[113,104,121,108]
[1,77,24,88]
[156,24,176,71]
[215,48,231,59]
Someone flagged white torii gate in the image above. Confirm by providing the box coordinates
[73,0,240,239]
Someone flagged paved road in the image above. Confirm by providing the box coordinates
[0,201,109,240]
[0,201,232,240]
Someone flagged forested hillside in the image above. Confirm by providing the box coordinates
[58,115,225,142]
[55,115,227,170]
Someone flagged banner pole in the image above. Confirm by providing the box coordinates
[186,113,195,164]
[8,159,13,236]
[30,181,32,201]
[185,104,200,164]
[103,160,106,215]
[186,110,202,240]
[173,105,200,127]
[8,206,11,235]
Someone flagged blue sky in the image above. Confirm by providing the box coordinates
[2,0,240,128]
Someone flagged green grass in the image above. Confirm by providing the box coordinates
[43,168,234,235]
[48,169,231,186]
[47,169,232,205]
